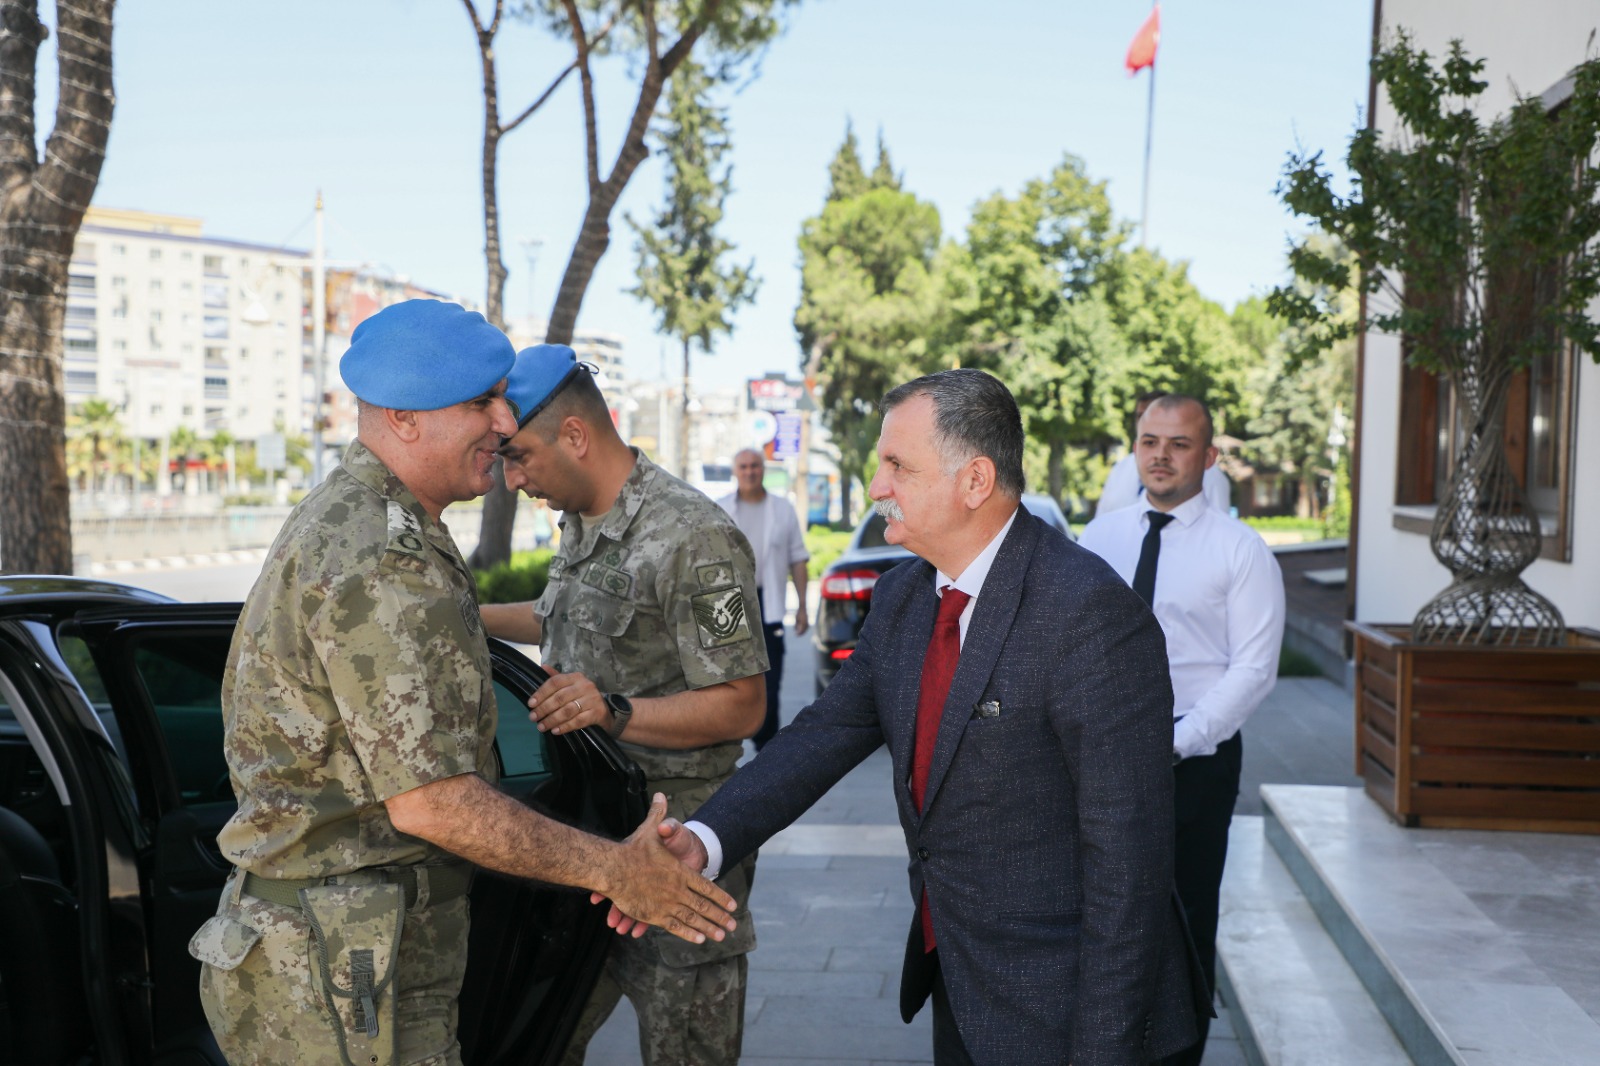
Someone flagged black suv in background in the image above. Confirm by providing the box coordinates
[0,575,643,1066]
[812,494,1075,692]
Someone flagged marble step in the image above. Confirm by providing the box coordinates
[1218,816,1413,1066]
[1261,785,1600,1066]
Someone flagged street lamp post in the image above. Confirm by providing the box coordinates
[311,193,327,486]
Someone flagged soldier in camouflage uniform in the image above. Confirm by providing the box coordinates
[483,344,768,1066]
[192,302,739,1066]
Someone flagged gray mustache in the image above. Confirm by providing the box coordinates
[874,498,905,523]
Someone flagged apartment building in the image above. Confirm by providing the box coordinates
[67,207,309,444]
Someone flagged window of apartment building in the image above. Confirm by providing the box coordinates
[68,273,95,296]
[112,242,126,256]
[111,296,128,319]
[113,339,128,352]
[203,316,228,339]
[65,370,97,393]
[150,310,163,323]
[181,250,193,262]
[181,280,194,295]
[149,248,162,262]
[149,279,163,295]
[75,241,96,263]
[65,337,97,355]
[205,347,227,366]
[203,254,224,274]
[203,282,228,308]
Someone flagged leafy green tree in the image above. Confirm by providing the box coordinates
[1234,293,1353,518]
[627,59,758,478]
[950,156,1132,501]
[1100,247,1253,434]
[465,0,799,568]
[794,131,943,519]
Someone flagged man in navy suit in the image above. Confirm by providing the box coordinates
[634,369,1200,1064]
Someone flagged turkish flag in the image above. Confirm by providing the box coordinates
[1125,5,1160,75]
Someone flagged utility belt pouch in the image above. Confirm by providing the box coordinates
[299,882,404,1066]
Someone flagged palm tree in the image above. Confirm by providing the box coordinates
[68,398,125,494]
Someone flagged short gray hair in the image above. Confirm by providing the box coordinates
[880,369,1024,497]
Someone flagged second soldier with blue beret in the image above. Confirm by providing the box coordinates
[196,300,740,1066]
[483,344,769,1066]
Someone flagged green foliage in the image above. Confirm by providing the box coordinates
[627,58,758,360]
[1242,515,1325,534]
[803,525,853,579]
[1236,279,1354,519]
[475,549,556,605]
[795,129,945,517]
[1272,34,1600,376]
[1323,450,1352,539]
[519,0,798,77]
[1277,643,1325,678]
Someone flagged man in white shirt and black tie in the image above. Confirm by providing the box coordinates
[1078,393,1286,1066]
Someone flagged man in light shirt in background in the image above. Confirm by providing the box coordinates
[1078,393,1285,1066]
[717,447,810,750]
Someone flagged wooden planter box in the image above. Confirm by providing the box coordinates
[1347,622,1600,834]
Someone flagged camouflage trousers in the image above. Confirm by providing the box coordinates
[195,869,470,1066]
[560,851,756,1066]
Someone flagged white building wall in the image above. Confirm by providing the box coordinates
[1356,1,1600,628]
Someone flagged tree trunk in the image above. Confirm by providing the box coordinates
[1046,437,1065,504]
[0,1,116,574]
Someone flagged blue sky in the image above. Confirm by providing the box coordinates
[77,0,1372,390]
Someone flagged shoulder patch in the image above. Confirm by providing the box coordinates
[691,586,752,648]
[386,500,427,557]
[696,562,734,590]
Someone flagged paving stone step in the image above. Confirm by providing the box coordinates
[1262,785,1600,1066]
[1218,816,1412,1066]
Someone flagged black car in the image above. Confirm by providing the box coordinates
[813,494,1075,693]
[0,575,644,1066]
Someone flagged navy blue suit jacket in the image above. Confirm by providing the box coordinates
[694,511,1200,1064]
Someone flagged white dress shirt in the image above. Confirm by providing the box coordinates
[717,490,810,625]
[1097,452,1232,516]
[1077,492,1285,760]
[688,508,1019,877]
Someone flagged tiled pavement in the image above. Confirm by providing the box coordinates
[586,633,1359,1064]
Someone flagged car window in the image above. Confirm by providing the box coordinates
[493,678,551,780]
[857,513,890,550]
[130,634,232,807]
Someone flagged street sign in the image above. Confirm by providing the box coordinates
[747,375,805,412]
[745,410,778,443]
[772,412,802,459]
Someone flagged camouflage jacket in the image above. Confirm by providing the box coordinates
[536,449,767,786]
[217,440,497,878]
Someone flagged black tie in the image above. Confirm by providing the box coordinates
[1132,511,1175,605]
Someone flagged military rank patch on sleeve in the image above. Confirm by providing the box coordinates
[386,501,427,557]
[691,586,752,648]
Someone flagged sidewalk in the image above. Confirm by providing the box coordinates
[588,634,1361,1064]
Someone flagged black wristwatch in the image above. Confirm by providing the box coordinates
[603,692,634,738]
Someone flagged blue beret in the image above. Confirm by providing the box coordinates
[339,299,514,410]
[506,344,588,430]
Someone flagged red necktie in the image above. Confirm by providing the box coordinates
[912,585,970,951]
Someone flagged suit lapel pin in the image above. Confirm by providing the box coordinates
[974,699,1001,719]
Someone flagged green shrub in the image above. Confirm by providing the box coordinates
[475,549,555,604]
[1277,642,1324,678]
[1242,515,1325,534]
[805,526,855,579]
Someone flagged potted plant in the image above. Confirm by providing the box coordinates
[1271,35,1600,831]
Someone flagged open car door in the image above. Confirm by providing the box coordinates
[61,603,644,1066]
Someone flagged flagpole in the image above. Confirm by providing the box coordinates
[1139,43,1156,248]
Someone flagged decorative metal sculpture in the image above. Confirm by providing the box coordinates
[1413,361,1564,645]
